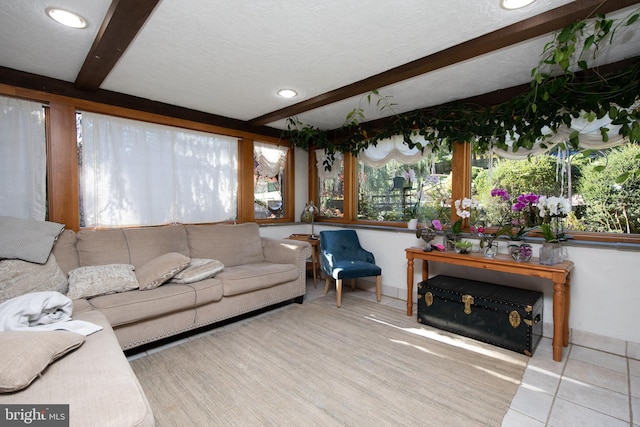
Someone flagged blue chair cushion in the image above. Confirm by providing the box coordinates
[330,260,381,280]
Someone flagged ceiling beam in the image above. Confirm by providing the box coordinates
[249,0,640,127]
[75,0,161,91]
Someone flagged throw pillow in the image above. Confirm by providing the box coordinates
[170,258,224,284]
[0,330,84,393]
[0,254,68,305]
[67,264,138,300]
[136,252,191,290]
[0,216,65,264]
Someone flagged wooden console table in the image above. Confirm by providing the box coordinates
[405,247,574,362]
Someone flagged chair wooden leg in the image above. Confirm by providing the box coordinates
[324,276,331,295]
[376,275,381,302]
[350,278,355,290]
[336,278,343,308]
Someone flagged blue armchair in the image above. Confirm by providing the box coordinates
[319,230,382,307]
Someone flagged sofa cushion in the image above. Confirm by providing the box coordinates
[136,252,190,290]
[0,310,155,427]
[77,229,130,266]
[0,254,68,304]
[170,258,224,284]
[52,229,80,275]
[0,216,65,264]
[123,225,190,268]
[186,223,264,267]
[217,262,298,296]
[88,281,215,327]
[67,264,139,300]
[0,330,84,393]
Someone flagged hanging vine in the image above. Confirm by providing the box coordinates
[284,9,640,169]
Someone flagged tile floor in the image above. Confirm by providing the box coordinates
[129,280,639,426]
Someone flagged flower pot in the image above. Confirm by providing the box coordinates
[509,243,532,262]
[407,218,418,230]
[539,242,567,265]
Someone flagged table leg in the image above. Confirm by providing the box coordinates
[311,246,317,288]
[552,279,565,362]
[406,257,414,316]
[564,274,571,346]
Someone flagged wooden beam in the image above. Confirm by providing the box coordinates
[75,0,161,91]
[249,0,640,127]
[0,66,282,139]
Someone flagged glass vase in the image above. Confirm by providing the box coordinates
[483,243,498,258]
[508,242,533,262]
[539,242,568,265]
[446,232,460,251]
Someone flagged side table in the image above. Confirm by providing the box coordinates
[287,234,321,288]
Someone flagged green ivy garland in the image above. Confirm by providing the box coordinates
[285,10,640,169]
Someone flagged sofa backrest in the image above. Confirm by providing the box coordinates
[75,225,189,269]
[52,229,80,275]
[53,223,265,273]
[186,222,264,267]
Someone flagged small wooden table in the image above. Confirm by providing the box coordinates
[405,247,574,362]
[288,234,321,288]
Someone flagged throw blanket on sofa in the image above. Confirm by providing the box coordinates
[0,292,102,336]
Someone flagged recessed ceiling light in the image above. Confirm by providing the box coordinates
[46,8,87,29]
[501,0,536,10]
[278,89,297,98]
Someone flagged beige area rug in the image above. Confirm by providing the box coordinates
[130,294,528,426]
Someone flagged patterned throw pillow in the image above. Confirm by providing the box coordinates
[0,254,68,304]
[170,258,224,284]
[67,264,138,299]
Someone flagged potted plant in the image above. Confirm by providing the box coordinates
[454,240,473,254]
[537,196,571,265]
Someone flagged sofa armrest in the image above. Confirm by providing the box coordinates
[261,237,312,265]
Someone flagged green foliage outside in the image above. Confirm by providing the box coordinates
[577,144,640,234]
[474,144,640,235]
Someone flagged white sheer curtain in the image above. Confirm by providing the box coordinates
[315,149,343,179]
[254,141,288,177]
[80,112,238,227]
[491,108,632,159]
[358,134,432,167]
[0,96,46,220]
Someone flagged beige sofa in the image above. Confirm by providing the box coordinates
[1,222,311,426]
[53,222,311,350]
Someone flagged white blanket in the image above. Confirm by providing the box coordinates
[0,291,102,336]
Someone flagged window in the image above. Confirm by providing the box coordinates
[351,136,452,224]
[78,112,238,227]
[316,150,345,218]
[253,142,288,219]
[0,95,47,220]
[472,141,640,236]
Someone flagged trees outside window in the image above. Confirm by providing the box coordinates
[471,142,640,236]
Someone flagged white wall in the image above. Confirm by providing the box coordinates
[261,223,640,347]
[261,150,639,349]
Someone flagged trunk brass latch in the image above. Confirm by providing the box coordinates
[509,310,522,328]
[461,294,474,314]
[425,292,433,307]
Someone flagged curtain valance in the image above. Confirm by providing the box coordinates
[254,142,288,177]
[357,134,432,168]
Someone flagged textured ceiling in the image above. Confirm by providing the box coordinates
[1,1,639,131]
